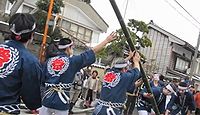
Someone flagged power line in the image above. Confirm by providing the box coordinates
[163,0,200,30]
[123,0,129,19]
[173,0,200,26]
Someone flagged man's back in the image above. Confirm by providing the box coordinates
[0,40,42,114]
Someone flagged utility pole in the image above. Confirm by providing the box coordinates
[189,32,200,80]
[39,0,54,62]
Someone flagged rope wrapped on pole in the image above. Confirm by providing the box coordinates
[109,0,160,114]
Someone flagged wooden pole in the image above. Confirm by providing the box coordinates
[39,0,54,62]
[109,0,160,114]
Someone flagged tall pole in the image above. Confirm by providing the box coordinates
[189,32,200,80]
[109,0,160,115]
[39,0,54,62]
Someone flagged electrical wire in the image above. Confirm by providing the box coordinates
[123,0,129,19]
[163,0,200,30]
[173,0,200,26]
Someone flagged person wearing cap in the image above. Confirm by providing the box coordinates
[165,82,195,115]
[39,32,117,115]
[0,13,42,114]
[93,51,141,115]
[45,37,61,60]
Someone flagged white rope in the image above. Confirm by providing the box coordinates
[0,104,20,113]
[97,99,124,108]
[45,83,72,89]
[43,83,72,104]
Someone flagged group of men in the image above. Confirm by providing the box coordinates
[0,13,120,115]
[0,13,199,115]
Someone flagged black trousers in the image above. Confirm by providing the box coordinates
[86,89,93,102]
[124,95,137,115]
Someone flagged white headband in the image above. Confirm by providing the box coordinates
[153,74,160,81]
[58,41,73,49]
[178,85,187,90]
[53,39,60,42]
[10,23,36,35]
[114,63,128,68]
[166,84,175,93]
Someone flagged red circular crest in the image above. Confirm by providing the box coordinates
[0,47,11,68]
[104,72,117,83]
[51,58,65,71]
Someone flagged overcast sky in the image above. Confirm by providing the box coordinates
[91,0,200,47]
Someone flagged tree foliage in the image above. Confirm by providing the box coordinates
[34,0,64,41]
[97,19,152,65]
[143,59,159,76]
[36,0,64,14]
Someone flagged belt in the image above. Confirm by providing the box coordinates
[43,83,72,104]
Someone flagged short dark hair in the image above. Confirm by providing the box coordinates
[92,70,98,76]
[159,74,165,81]
[58,37,72,51]
[9,13,36,43]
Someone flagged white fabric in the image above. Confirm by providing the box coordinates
[106,106,116,115]
[58,42,73,49]
[138,110,149,115]
[53,39,60,42]
[178,85,187,90]
[153,74,160,81]
[88,78,97,90]
[39,106,69,115]
[10,23,36,35]
[114,63,127,68]
[83,78,88,88]
[165,95,172,109]
[166,84,176,94]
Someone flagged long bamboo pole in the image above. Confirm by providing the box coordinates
[109,0,160,114]
[39,0,54,62]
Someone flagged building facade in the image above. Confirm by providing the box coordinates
[0,0,108,55]
[140,21,200,83]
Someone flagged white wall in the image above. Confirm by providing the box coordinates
[62,3,100,32]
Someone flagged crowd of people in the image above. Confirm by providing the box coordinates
[0,13,200,115]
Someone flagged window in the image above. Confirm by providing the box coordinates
[61,21,92,43]
[70,24,78,36]
[85,29,92,42]
[196,62,200,75]
[175,57,189,72]
[62,20,70,30]
[77,26,84,40]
